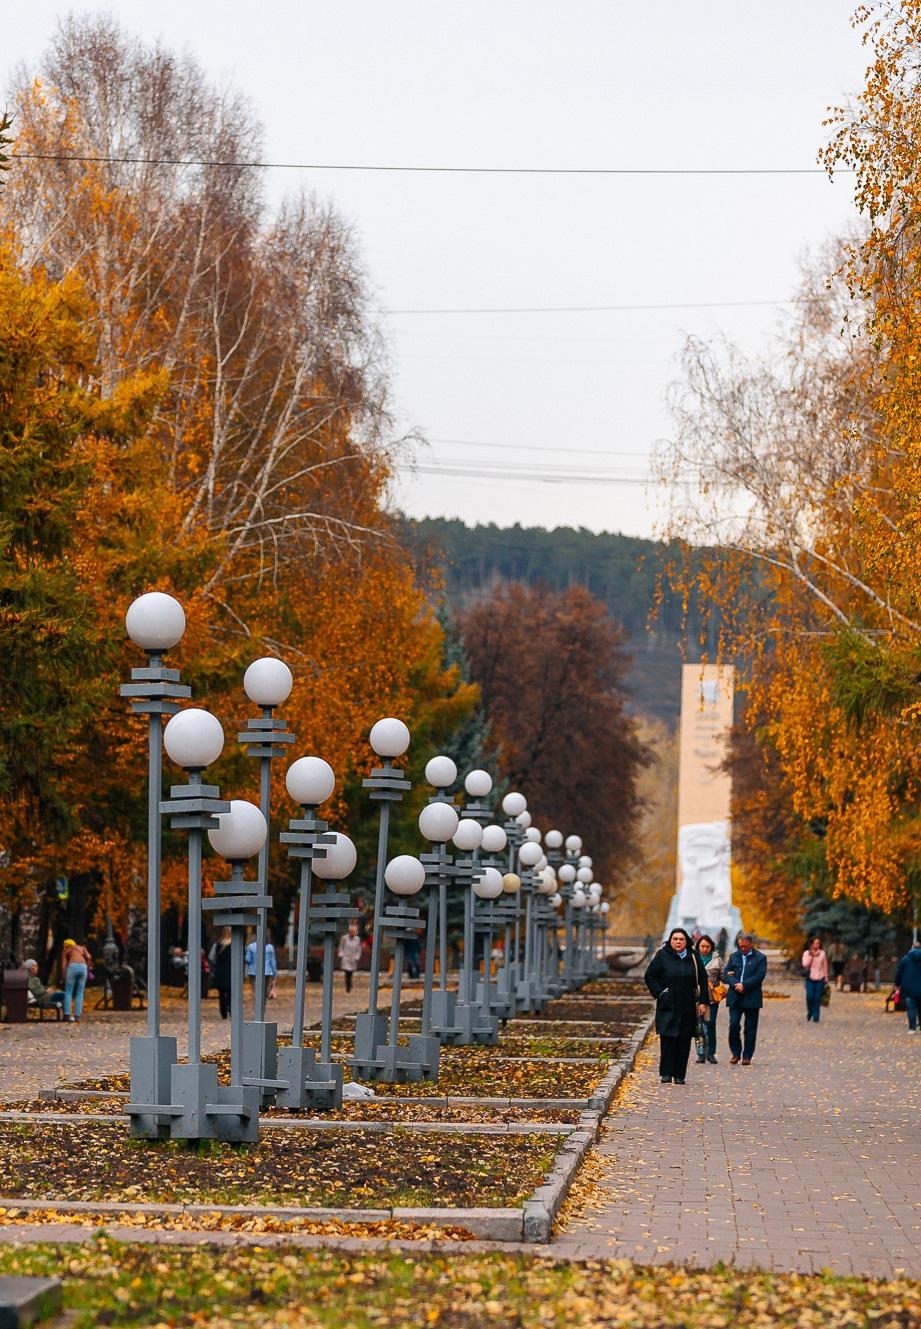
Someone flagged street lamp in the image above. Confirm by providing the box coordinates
[418,765,460,1040]
[203,799,268,1141]
[155,707,234,1140]
[238,657,295,1104]
[446,816,496,1045]
[372,853,436,1081]
[472,864,504,1019]
[353,717,411,1073]
[309,829,358,1097]
[121,591,190,1139]
[276,756,346,1110]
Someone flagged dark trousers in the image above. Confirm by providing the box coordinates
[728,1006,760,1060]
[217,985,230,1019]
[706,1003,718,1055]
[659,1034,693,1080]
[805,978,825,1021]
[344,970,354,993]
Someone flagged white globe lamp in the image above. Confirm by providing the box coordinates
[544,829,563,850]
[464,769,492,798]
[518,840,543,868]
[384,855,426,896]
[243,657,293,707]
[163,708,224,770]
[419,801,460,843]
[125,591,186,652]
[558,863,577,884]
[537,866,557,894]
[501,791,527,817]
[285,756,336,807]
[481,824,507,854]
[208,800,267,861]
[578,855,593,869]
[600,901,610,914]
[524,827,542,843]
[576,865,593,883]
[550,892,562,908]
[473,866,503,899]
[572,888,587,908]
[370,717,410,759]
[425,754,457,788]
[312,831,358,880]
[516,810,532,829]
[565,834,583,856]
[452,819,483,852]
[535,854,548,871]
[502,872,521,894]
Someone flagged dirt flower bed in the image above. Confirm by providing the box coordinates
[0,1242,918,1329]
[514,999,652,1024]
[0,1120,558,1209]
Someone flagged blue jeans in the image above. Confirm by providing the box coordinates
[805,978,825,1021]
[907,995,919,1031]
[64,962,88,1018]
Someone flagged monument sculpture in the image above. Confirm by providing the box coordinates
[666,665,743,941]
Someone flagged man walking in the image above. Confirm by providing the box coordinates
[894,938,921,1033]
[724,931,767,1065]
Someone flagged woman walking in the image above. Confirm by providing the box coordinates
[645,927,710,1084]
[695,934,724,1064]
[209,927,233,1019]
[61,938,92,1023]
[802,935,829,1022]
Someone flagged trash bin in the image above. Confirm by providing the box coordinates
[2,969,29,1022]
[110,971,133,1011]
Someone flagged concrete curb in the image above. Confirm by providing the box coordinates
[0,1198,525,1242]
[520,1008,656,1243]
[0,1112,576,1137]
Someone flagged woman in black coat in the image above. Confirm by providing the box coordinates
[644,927,710,1084]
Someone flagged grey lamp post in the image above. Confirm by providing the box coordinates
[478,823,514,1020]
[442,816,496,1046]
[143,707,255,1141]
[418,761,459,1040]
[121,592,190,1140]
[276,756,342,1110]
[599,899,610,974]
[372,854,432,1080]
[353,718,411,1073]
[472,865,505,1019]
[310,830,358,1094]
[203,799,268,1141]
[516,832,545,1011]
[238,658,294,1105]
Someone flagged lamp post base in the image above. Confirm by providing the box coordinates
[242,1020,278,1106]
[440,999,498,1046]
[276,1045,343,1110]
[352,1012,389,1073]
[128,1034,177,1139]
[357,1033,441,1083]
[169,1062,260,1142]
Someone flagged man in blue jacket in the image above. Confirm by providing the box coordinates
[724,931,767,1065]
[894,939,921,1032]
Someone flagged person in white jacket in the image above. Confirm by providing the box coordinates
[337,920,363,993]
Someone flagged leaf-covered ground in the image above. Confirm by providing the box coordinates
[0,1242,917,1328]
[0,1097,582,1124]
[0,1121,558,1208]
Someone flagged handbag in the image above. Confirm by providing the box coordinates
[821,982,831,1007]
[710,981,728,1003]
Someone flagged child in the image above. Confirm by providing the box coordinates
[337,920,363,992]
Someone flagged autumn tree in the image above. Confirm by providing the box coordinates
[0,19,476,955]
[459,582,649,893]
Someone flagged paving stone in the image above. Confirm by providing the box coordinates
[554,984,921,1278]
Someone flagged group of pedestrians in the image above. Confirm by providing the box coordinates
[645,928,767,1084]
[23,939,93,1022]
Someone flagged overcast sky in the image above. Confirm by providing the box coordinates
[6,2,868,538]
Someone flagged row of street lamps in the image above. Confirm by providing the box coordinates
[120,592,609,1142]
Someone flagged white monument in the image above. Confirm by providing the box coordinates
[665,665,742,941]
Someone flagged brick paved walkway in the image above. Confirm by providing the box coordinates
[554,984,921,1277]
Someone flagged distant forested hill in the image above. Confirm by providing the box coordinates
[403,518,719,726]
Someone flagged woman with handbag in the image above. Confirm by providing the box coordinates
[695,934,726,1064]
[644,927,710,1084]
[802,935,830,1022]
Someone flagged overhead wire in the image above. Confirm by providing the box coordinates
[12,152,852,176]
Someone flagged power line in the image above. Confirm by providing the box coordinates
[387,297,817,315]
[12,151,852,176]
[407,462,654,485]
[429,436,653,458]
